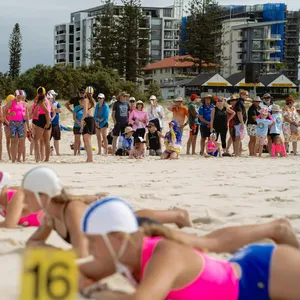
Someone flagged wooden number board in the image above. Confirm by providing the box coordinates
[20,248,78,300]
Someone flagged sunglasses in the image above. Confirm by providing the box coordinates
[217,99,223,102]
[287,102,293,105]
[130,100,135,103]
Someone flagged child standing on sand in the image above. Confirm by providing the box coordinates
[205,132,221,157]
[254,107,274,157]
[272,136,287,157]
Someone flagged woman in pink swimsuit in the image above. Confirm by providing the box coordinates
[80,197,300,300]
[33,87,54,162]
[3,90,27,163]
[0,172,44,228]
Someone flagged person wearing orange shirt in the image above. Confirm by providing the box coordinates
[168,97,188,133]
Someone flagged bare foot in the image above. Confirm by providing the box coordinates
[174,208,193,228]
[271,218,299,249]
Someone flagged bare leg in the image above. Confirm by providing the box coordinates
[43,130,51,162]
[285,142,289,153]
[0,125,2,161]
[234,137,241,156]
[101,127,108,155]
[112,136,118,155]
[161,152,170,160]
[136,208,192,228]
[192,135,197,154]
[292,141,297,155]
[169,152,178,160]
[254,142,259,157]
[18,137,25,162]
[96,128,101,155]
[34,127,44,163]
[200,138,206,155]
[54,139,60,156]
[258,144,263,157]
[4,126,11,160]
[10,138,19,163]
[270,245,300,300]
[226,136,232,153]
[267,136,272,154]
[83,134,93,162]
[186,136,192,155]
[74,134,80,155]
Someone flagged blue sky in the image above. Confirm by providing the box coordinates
[0,0,299,73]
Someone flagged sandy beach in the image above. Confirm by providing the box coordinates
[1,106,300,299]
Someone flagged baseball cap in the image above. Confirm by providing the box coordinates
[262,93,272,99]
[190,94,199,101]
[22,166,62,199]
[135,137,146,143]
[49,90,58,96]
[97,93,105,98]
[46,92,54,99]
[129,97,136,102]
[15,90,26,96]
[81,197,139,235]
[0,172,11,190]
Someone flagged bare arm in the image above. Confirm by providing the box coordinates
[112,111,116,124]
[26,217,53,247]
[65,100,74,113]
[210,108,215,131]
[0,106,3,123]
[50,103,56,122]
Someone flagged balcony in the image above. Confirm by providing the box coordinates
[252,46,281,52]
[263,57,281,63]
[265,34,281,41]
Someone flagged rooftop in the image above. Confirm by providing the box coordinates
[232,20,286,30]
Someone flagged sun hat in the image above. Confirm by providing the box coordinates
[49,90,58,96]
[135,137,146,143]
[175,97,183,102]
[204,94,213,98]
[81,197,139,235]
[124,126,134,134]
[0,172,11,190]
[86,86,94,95]
[271,104,282,112]
[149,95,157,100]
[119,91,129,98]
[253,96,262,102]
[97,93,105,98]
[262,93,273,99]
[136,100,143,105]
[22,166,62,199]
[190,94,199,101]
[6,94,15,102]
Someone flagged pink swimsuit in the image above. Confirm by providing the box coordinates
[271,144,286,157]
[2,190,44,227]
[38,98,51,116]
[207,140,217,152]
[9,100,23,122]
[141,237,239,300]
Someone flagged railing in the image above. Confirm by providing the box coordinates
[270,34,281,40]
[264,57,281,62]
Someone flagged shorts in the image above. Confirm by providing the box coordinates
[269,133,279,142]
[229,244,275,300]
[37,114,51,130]
[113,122,128,136]
[73,127,81,135]
[234,123,243,137]
[9,121,24,138]
[32,119,38,126]
[208,150,219,157]
[247,124,257,137]
[96,122,109,129]
[51,124,61,140]
[200,125,210,138]
[256,135,267,146]
[149,149,162,156]
[189,124,199,137]
[82,117,96,135]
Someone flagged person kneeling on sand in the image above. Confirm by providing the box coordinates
[145,122,163,156]
[272,136,286,157]
[130,137,146,159]
[205,132,221,157]
[80,198,300,300]
[161,120,182,160]
[115,126,134,156]
[23,166,192,258]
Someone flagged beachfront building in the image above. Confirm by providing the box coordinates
[227,73,297,97]
[221,18,286,78]
[54,5,180,68]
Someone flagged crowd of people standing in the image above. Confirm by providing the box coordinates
[0,86,299,162]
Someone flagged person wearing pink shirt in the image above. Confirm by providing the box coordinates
[129,100,148,139]
[272,136,287,157]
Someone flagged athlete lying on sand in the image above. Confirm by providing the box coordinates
[20,166,300,299]
[81,198,300,300]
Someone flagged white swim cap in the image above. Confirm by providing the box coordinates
[22,166,62,198]
[82,197,139,235]
[0,172,11,189]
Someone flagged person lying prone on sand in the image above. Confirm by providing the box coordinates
[80,198,300,300]
[23,166,192,258]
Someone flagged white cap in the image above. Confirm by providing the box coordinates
[98,93,105,98]
[82,197,139,235]
[22,166,62,198]
[129,97,135,101]
[0,172,11,190]
[136,100,143,105]
[149,95,156,100]
[46,92,54,99]
[49,90,58,96]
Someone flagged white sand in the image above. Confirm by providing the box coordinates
[1,107,300,298]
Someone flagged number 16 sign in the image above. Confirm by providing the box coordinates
[20,248,78,300]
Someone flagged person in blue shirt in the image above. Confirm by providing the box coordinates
[254,106,274,157]
[48,90,61,156]
[94,93,110,155]
[198,94,214,155]
[73,99,85,156]
[115,126,134,156]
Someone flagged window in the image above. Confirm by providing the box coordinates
[151,50,161,56]
[160,69,163,74]
[151,19,162,26]
[151,40,160,46]
[163,8,172,17]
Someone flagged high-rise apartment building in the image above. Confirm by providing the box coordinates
[54,5,180,68]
